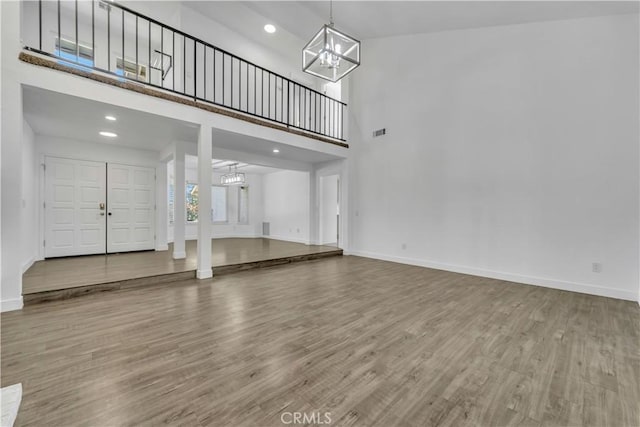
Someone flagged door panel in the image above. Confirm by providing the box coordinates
[45,157,106,257]
[107,163,155,253]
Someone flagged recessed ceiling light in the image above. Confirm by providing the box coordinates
[105,115,117,121]
[264,24,276,34]
[99,131,118,138]
[272,148,280,153]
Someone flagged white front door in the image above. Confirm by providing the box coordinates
[45,157,107,257]
[107,163,156,253]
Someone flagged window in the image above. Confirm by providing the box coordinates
[184,183,227,223]
[116,57,148,80]
[238,186,249,224]
[212,186,227,223]
[55,38,94,70]
[186,182,198,222]
[168,179,175,225]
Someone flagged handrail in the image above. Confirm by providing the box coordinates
[22,0,346,141]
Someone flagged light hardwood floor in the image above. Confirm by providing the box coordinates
[3,256,639,426]
[23,238,340,294]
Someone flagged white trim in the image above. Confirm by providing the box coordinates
[155,244,169,251]
[349,250,637,302]
[172,251,187,259]
[1,297,24,312]
[196,269,213,279]
[21,256,36,275]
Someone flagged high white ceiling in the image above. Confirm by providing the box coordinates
[192,1,638,43]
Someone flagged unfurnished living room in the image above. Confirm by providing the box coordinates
[1,0,639,426]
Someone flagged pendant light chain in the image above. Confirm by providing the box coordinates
[329,0,334,27]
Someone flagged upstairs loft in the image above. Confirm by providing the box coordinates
[19,0,348,147]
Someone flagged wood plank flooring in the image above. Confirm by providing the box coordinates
[23,238,340,294]
[3,256,639,426]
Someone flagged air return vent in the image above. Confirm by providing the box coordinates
[373,128,386,137]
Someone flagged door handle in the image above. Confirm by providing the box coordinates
[100,213,105,216]
[99,202,105,210]
[108,212,112,216]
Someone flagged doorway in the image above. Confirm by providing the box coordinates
[44,156,156,257]
[319,174,340,247]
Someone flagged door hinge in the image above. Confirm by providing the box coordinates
[42,163,46,171]
[43,240,46,247]
[43,202,46,208]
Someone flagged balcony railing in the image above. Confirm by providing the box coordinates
[21,0,346,141]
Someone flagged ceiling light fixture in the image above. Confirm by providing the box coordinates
[272,149,280,153]
[264,24,276,34]
[99,131,118,138]
[302,0,360,82]
[221,164,246,186]
[104,115,117,121]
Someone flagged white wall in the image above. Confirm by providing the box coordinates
[168,167,264,241]
[262,170,310,244]
[349,14,640,301]
[21,120,37,274]
[320,174,339,245]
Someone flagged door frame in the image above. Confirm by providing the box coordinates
[39,154,159,259]
[314,159,348,250]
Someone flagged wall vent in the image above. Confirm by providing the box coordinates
[373,128,386,137]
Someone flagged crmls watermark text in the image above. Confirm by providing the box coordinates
[280,411,332,425]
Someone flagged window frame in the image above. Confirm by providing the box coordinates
[237,185,250,225]
[211,185,229,224]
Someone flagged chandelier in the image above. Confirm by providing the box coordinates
[302,0,360,82]
[220,164,245,186]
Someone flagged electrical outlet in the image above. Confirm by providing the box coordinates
[592,262,602,273]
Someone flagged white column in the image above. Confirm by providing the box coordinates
[155,160,168,251]
[173,142,186,259]
[308,167,319,245]
[196,126,213,279]
[1,0,25,312]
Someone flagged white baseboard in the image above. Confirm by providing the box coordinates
[1,297,24,312]
[348,250,637,302]
[196,269,213,279]
[172,251,187,259]
[21,257,36,274]
[155,244,169,251]
[212,234,263,240]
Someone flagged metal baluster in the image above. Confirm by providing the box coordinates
[39,0,42,50]
[75,0,78,61]
[135,17,139,80]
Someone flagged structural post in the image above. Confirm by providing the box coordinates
[173,142,187,259]
[196,126,213,279]
[1,0,25,312]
